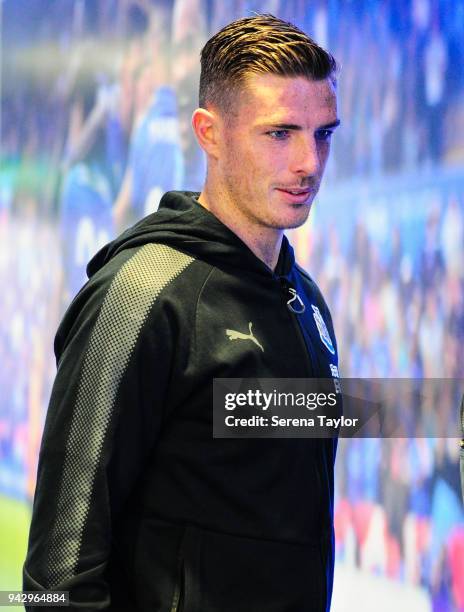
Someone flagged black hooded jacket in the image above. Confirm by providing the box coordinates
[24,191,339,611]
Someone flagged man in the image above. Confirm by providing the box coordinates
[24,14,340,611]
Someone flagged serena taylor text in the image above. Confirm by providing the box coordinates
[225,415,359,428]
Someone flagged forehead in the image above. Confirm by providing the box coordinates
[236,73,337,125]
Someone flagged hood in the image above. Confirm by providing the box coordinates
[87,191,295,279]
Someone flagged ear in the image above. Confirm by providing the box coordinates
[191,107,220,159]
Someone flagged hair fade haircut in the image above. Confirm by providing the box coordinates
[199,14,338,113]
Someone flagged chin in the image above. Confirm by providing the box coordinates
[268,219,310,231]
[276,209,312,230]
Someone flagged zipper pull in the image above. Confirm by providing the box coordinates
[286,287,306,314]
[279,276,306,314]
[278,277,306,314]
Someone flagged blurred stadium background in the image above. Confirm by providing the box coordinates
[1,0,464,610]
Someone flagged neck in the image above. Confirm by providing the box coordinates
[198,183,283,271]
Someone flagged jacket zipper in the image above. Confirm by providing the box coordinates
[275,276,316,377]
[276,275,329,538]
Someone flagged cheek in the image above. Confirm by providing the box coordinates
[231,144,263,186]
[250,146,286,181]
[222,134,248,172]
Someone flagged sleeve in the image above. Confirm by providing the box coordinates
[23,243,194,610]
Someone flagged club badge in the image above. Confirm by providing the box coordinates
[311,304,335,355]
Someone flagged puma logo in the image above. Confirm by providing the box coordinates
[226,322,264,352]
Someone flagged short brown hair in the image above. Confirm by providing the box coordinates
[199,14,337,112]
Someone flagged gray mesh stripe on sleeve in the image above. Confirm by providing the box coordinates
[46,243,194,586]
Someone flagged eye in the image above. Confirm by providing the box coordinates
[315,129,334,142]
[267,129,290,141]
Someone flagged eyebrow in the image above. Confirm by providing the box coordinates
[262,119,341,131]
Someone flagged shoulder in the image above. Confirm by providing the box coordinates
[56,243,212,357]
[90,242,207,299]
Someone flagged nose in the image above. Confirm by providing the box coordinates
[290,134,321,177]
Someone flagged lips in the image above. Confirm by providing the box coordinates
[275,187,314,204]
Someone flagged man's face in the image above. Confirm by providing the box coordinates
[216,74,339,231]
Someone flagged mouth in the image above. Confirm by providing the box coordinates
[275,187,315,205]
